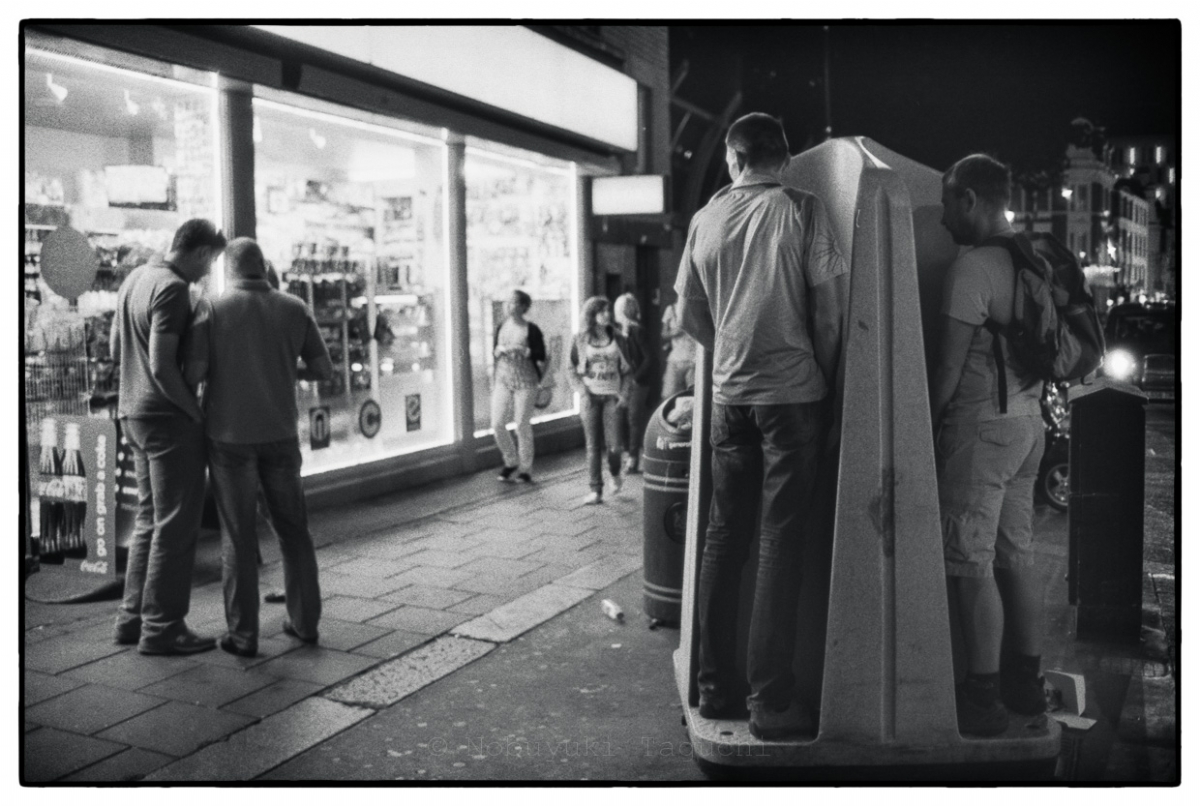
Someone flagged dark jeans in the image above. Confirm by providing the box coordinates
[697,401,826,710]
[581,392,623,492]
[116,415,207,643]
[207,438,322,649]
[619,383,649,461]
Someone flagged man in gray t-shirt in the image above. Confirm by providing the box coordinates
[185,238,332,657]
[112,218,225,655]
[675,113,848,740]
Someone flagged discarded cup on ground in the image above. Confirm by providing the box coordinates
[601,599,625,623]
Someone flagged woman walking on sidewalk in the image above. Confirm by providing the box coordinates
[614,292,654,474]
[570,296,632,505]
[491,289,547,483]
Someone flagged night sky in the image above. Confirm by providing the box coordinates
[671,22,1180,175]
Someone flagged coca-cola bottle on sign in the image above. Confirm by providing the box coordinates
[37,418,64,564]
[61,422,88,559]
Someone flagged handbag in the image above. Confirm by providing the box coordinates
[534,386,553,410]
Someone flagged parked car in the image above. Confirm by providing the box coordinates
[1037,384,1070,512]
[1100,302,1177,401]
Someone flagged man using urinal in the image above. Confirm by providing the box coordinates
[675,113,848,739]
[932,154,1048,737]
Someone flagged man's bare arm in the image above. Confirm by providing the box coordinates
[677,297,716,353]
[149,331,203,422]
[930,315,976,430]
[810,272,848,390]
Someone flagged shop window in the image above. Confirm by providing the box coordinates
[24,44,221,533]
[252,96,452,473]
[464,144,578,435]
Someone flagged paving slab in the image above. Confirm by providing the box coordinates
[451,584,595,643]
[322,595,403,623]
[351,629,434,661]
[222,678,326,719]
[189,633,300,670]
[22,727,127,783]
[447,594,511,616]
[311,618,394,652]
[452,574,546,598]
[379,585,476,610]
[253,644,381,686]
[24,632,130,675]
[457,556,545,579]
[60,747,175,783]
[555,554,643,590]
[144,697,373,781]
[23,670,87,706]
[366,605,473,636]
[515,563,577,589]
[325,636,496,709]
[95,700,255,757]
[61,648,202,689]
[400,549,477,569]
[325,556,421,579]
[468,540,545,560]
[319,571,413,599]
[388,565,476,589]
[25,683,167,735]
[139,663,281,708]
[407,534,486,554]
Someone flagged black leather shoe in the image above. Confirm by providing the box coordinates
[698,693,747,720]
[219,635,257,658]
[114,625,141,646]
[138,630,217,656]
[282,618,318,644]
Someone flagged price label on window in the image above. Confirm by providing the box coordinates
[405,394,422,432]
[310,406,331,450]
[359,399,382,439]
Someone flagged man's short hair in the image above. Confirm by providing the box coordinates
[512,289,532,309]
[944,154,1012,207]
[225,237,265,277]
[171,218,227,254]
[725,113,790,169]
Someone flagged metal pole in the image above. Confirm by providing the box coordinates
[823,25,833,141]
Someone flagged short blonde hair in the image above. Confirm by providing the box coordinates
[614,293,640,326]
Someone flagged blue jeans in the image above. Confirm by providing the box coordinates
[697,401,827,710]
[207,438,322,648]
[581,392,623,493]
[116,415,207,643]
[619,383,649,461]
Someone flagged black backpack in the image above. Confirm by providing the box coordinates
[980,232,1106,412]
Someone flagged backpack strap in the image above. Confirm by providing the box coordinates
[977,234,1026,415]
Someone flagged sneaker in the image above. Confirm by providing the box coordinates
[219,635,257,658]
[748,701,814,740]
[498,465,518,482]
[516,473,534,484]
[282,618,319,644]
[583,491,602,505]
[1000,657,1048,716]
[114,620,141,646]
[138,629,217,656]
[607,475,623,496]
[956,684,1010,737]
[263,590,286,604]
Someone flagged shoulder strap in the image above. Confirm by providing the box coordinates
[976,235,1026,415]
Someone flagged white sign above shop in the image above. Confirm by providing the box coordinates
[254,25,639,153]
[591,175,667,216]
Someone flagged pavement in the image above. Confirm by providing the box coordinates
[21,410,1178,784]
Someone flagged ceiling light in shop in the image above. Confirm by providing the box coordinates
[253,116,263,144]
[124,89,140,115]
[45,73,68,103]
[309,128,327,149]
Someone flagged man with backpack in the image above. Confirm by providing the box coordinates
[931,154,1051,737]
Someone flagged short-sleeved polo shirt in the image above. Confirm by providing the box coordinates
[187,278,329,444]
[674,173,848,405]
[115,259,195,419]
[940,242,1043,423]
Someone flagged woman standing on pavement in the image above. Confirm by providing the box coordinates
[491,289,547,483]
[570,296,632,505]
[614,292,654,474]
[660,295,697,399]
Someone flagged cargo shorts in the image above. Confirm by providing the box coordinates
[937,415,1045,578]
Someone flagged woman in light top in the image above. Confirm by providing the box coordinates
[491,289,547,483]
[569,296,632,505]
[614,292,655,474]
[660,296,697,399]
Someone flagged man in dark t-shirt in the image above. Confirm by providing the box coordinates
[112,218,226,655]
[185,238,332,657]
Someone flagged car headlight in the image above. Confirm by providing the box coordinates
[1103,349,1138,381]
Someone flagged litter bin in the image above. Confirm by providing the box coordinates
[1068,380,1148,642]
[642,390,694,625]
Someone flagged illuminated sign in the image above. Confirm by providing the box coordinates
[254,25,639,152]
[591,175,667,215]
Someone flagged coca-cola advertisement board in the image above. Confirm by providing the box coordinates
[35,416,121,576]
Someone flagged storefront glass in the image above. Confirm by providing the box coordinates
[23,43,221,536]
[252,95,452,473]
[464,144,578,434]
